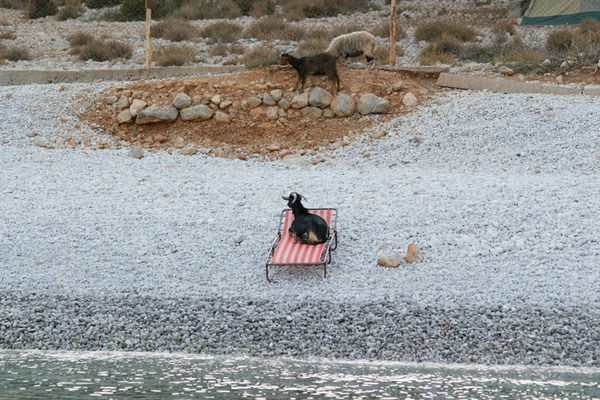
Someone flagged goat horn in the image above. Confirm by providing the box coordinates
[282,195,289,201]
[299,194,308,202]
[291,193,298,203]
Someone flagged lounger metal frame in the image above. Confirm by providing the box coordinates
[265,208,338,283]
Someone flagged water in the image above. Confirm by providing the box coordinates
[1,351,599,399]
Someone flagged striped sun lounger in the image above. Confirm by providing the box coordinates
[265,208,338,283]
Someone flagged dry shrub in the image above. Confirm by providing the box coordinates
[0,42,31,61]
[67,31,94,47]
[71,36,132,61]
[152,18,196,42]
[546,29,574,53]
[415,20,478,42]
[243,46,279,68]
[0,30,17,40]
[491,22,516,39]
[419,34,463,64]
[229,43,246,54]
[201,21,242,43]
[249,0,275,17]
[304,27,332,42]
[329,24,363,38]
[297,38,329,56]
[154,44,196,66]
[370,19,407,40]
[244,15,305,41]
[373,44,404,64]
[0,0,23,9]
[209,41,228,57]
[57,0,81,20]
[171,0,241,20]
[282,0,370,19]
[84,0,120,8]
[578,18,600,34]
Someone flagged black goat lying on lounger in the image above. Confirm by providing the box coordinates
[280,52,342,92]
[282,192,330,245]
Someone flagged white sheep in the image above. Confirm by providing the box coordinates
[326,31,378,63]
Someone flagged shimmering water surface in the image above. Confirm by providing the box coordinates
[1,351,599,399]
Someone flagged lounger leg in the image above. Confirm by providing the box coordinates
[323,263,327,279]
[266,264,277,283]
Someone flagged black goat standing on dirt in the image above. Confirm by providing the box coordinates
[280,52,342,92]
[282,192,330,245]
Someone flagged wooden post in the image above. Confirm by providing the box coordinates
[389,0,397,66]
[145,0,152,75]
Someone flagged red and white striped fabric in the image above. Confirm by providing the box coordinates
[271,209,333,265]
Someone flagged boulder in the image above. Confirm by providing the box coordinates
[128,146,144,159]
[180,146,198,156]
[266,106,279,120]
[402,92,418,107]
[392,81,405,91]
[248,96,262,108]
[129,99,147,117]
[301,106,322,119]
[117,109,134,124]
[278,97,291,110]
[172,93,192,109]
[406,243,423,263]
[291,93,309,108]
[309,87,333,107]
[262,93,276,106]
[215,110,230,122]
[357,93,390,114]
[115,95,129,110]
[180,105,213,121]
[331,94,356,117]
[211,94,222,104]
[377,254,402,268]
[135,105,178,124]
[499,66,514,76]
[270,89,283,102]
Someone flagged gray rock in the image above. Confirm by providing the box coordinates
[266,106,279,121]
[173,93,192,110]
[357,93,390,114]
[136,106,179,124]
[179,146,198,156]
[173,136,185,149]
[270,89,283,102]
[331,94,356,117]
[402,92,418,107]
[105,96,118,105]
[309,87,333,108]
[214,110,230,122]
[262,93,276,106]
[115,96,129,110]
[248,96,262,108]
[278,98,290,110]
[392,81,405,92]
[301,106,322,119]
[128,147,144,159]
[180,105,213,121]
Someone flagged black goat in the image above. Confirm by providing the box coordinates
[280,52,342,92]
[282,192,330,245]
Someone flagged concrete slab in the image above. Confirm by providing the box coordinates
[0,65,245,86]
[377,65,450,75]
[437,73,581,95]
[582,85,600,96]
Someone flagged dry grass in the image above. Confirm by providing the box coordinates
[154,44,197,66]
[0,42,31,61]
[297,38,329,56]
[67,31,94,48]
[491,22,516,40]
[27,0,57,19]
[201,21,243,43]
[499,48,548,63]
[243,46,279,68]
[249,0,276,17]
[461,44,501,63]
[329,24,364,39]
[578,18,600,34]
[244,15,305,41]
[415,20,478,43]
[152,18,196,42]
[209,42,228,57]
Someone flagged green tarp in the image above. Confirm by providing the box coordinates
[521,0,600,25]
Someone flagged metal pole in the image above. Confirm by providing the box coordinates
[389,0,397,66]
[145,0,152,75]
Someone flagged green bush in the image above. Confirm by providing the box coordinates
[27,0,57,18]
[419,34,463,64]
[461,44,501,63]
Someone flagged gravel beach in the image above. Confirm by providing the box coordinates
[0,82,599,367]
